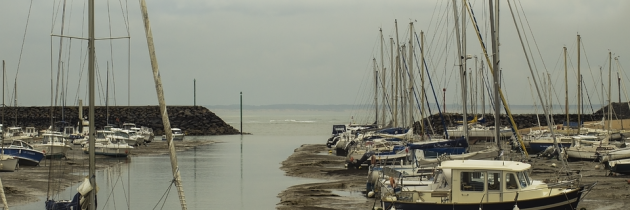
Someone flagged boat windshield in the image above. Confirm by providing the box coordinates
[517,171,530,188]
[97,132,106,139]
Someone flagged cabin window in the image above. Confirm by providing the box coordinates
[506,173,518,190]
[461,172,485,192]
[487,172,501,191]
[517,172,529,188]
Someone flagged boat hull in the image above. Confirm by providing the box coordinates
[162,134,184,141]
[1,148,45,166]
[33,145,71,158]
[610,162,630,174]
[529,142,571,154]
[83,145,132,157]
[0,157,18,172]
[383,186,584,210]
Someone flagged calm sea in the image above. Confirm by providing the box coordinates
[11,104,557,209]
[13,108,353,210]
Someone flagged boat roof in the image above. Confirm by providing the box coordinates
[439,160,530,171]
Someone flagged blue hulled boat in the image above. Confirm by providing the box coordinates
[1,139,45,166]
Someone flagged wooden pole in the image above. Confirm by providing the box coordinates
[139,0,187,209]
[88,0,96,208]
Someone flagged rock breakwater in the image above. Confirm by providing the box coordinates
[1,106,240,136]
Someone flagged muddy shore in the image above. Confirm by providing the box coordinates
[278,139,630,209]
[0,140,214,208]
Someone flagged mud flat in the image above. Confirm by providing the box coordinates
[278,144,374,210]
[279,143,630,210]
[0,140,214,208]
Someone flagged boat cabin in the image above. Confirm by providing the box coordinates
[395,160,544,204]
[25,127,38,137]
[122,123,137,131]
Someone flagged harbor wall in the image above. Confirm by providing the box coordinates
[0,106,240,136]
[414,102,630,135]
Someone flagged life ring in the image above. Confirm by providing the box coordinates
[389,177,396,188]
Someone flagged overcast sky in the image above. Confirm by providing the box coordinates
[1,0,629,108]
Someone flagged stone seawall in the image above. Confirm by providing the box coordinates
[0,106,240,136]
[414,113,605,135]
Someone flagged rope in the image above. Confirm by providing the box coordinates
[10,0,34,107]
[153,175,177,210]
[414,33,447,136]
[465,0,528,157]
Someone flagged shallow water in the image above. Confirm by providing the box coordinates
[12,108,353,210]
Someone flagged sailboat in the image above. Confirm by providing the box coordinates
[46,0,188,209]
[380,1,592,209]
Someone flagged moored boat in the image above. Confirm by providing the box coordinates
[162,128,184,141]
[1,139,45,166]
[380,159,593,210]
[32,132,73,159]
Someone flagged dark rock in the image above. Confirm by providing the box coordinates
[0,106,240,136]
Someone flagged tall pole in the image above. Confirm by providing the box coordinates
[390,37,394,126]
[481,60,485,118]
[608,52,612,133]
[562,47,570,129]
[380,28,386,127]
[240,92,242,135]
[87,0,96,208]
[2,60,4,129]
[394,20,400,128]
[452,0,468,145]
[373,58,379,125]
[408,22,415,130]
[139,1,187,209]
[577,35,581,133]
[619,67,623,130]
[194,79,196,106]
[489,0,501,153]
[420,31,425,139]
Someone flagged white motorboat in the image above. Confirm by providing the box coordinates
[3,127,33,142]
[111,129,143,146]
[0,155,18,172]
[83,138,134,157]
[32,132,72,158]
[600,147,630,162]
[162,128,184,141]
[566,136,618,160]
[380,159,591,210]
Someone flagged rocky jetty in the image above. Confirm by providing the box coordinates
[0,106,240,136]
[412,102,630,135]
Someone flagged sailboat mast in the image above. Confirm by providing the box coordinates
[452,0,469,146]
[373,58,378,125]
[608,52,612,134]
[380,28,386,127]
[577,35,581,133]
[481,60,485,118]
[390,37,394,126]
[420,31,425,139]
[408,22,414,130]
[489,0,501,153]
[562,47,570,129]
[87,0,96,208]
[2,60,4,128]
[139,1,188,209]
[394,20,400,128]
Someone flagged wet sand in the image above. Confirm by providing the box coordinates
[278,144,374,210]
[0,140,214,208]
[279,142,630,210]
